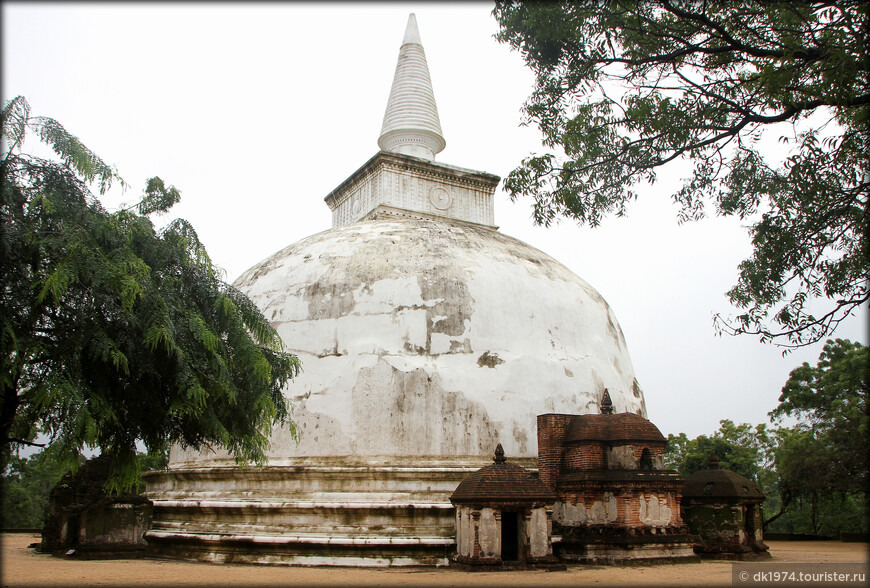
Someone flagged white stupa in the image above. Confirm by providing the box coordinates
[144,14,646,567]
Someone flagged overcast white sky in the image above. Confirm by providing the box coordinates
[3,2,866,440]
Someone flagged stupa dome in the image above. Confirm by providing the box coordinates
[218,218,645,464]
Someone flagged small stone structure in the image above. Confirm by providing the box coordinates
[681,454,770,559]
[450,444,559,568]
[537,392,698,564]
[41,455,152,558]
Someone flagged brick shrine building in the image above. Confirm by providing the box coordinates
[449,444,559,568]
[681,453,770,559]
[535,391,698,564]
[41,455,152,558]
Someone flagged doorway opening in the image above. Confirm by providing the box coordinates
[640,447,653,470]
[501,511,519,561]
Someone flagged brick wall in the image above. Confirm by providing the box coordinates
[537,414,574,489]
[563,444,607,471]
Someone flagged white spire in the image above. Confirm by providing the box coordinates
[378,13,446,160]
[402,12,422,45]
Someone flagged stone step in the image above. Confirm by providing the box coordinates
[150,519,452,537]
[142,463,483,566]
[150,498,454,510]
[150,499,455,536]
[146,529,453,546]
[144,528,454,566]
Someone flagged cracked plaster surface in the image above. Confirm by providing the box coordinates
[177,219,645,465]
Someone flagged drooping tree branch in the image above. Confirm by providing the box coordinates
[495,1,868,347]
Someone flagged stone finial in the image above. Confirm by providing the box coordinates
[600,389,614,415]
[378,13,446,161]
[709,452,720,469]
[493,443,506,464]
[402,12,422,45]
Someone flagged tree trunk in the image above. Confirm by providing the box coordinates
[1,380,20,441]
[0,379,21,468]
[763,490,791,530]
[763,506,787,530]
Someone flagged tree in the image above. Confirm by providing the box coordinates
[1,448,166,529]
[766,425,867,535]
[663,419,772,481]
[1,96,300,492]
[771,338,868,493]
[0,448,84,529]
[763,339,867,533]
[494,1,868,347]
[768,339,868,527]
[662,342,868,535]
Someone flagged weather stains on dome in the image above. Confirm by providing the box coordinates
[477,351,505,368]
[351,361,498,455]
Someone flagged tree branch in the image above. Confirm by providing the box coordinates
[5,437,46,448]
[660,0,827,62]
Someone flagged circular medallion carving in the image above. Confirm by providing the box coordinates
[351,195,361,216]
[429,187,452,210]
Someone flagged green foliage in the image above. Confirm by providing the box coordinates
[1,96,300,492]
[0,448,167,529]
[764,490,868,536]
[136,448,169,473]
[665,339,868,535]
[771,339,868,493]
[773,339,868,423]
[766,415,868,535]
[766,339,869,532]
[664,419,773,481]
[494,1,869,347]
[0,448,85,529]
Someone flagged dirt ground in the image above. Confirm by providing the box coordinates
[2,533,867,588]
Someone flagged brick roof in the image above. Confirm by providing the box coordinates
[682,458,765,500]
[450,444,556,507]
[565,412,666,444]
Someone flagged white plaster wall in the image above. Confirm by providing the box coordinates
[639,493,673,526]
[529,508,549,558]
[553,501,588,525]
[332,166,497,228]
[608,445,638,469]
[554,494,618,525]
[478,508,498,558]
[172,219,645,465]
[456,509,473,557]
[588,493,619,524]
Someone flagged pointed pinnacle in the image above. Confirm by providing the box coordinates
[402,13,422,45]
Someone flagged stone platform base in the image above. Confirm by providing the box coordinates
[143,456,518,566]
[451,555,566,571]
[46,543,148,559]
[145,530,453,566]
[695,547,772,560]
[555,526,700,565]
